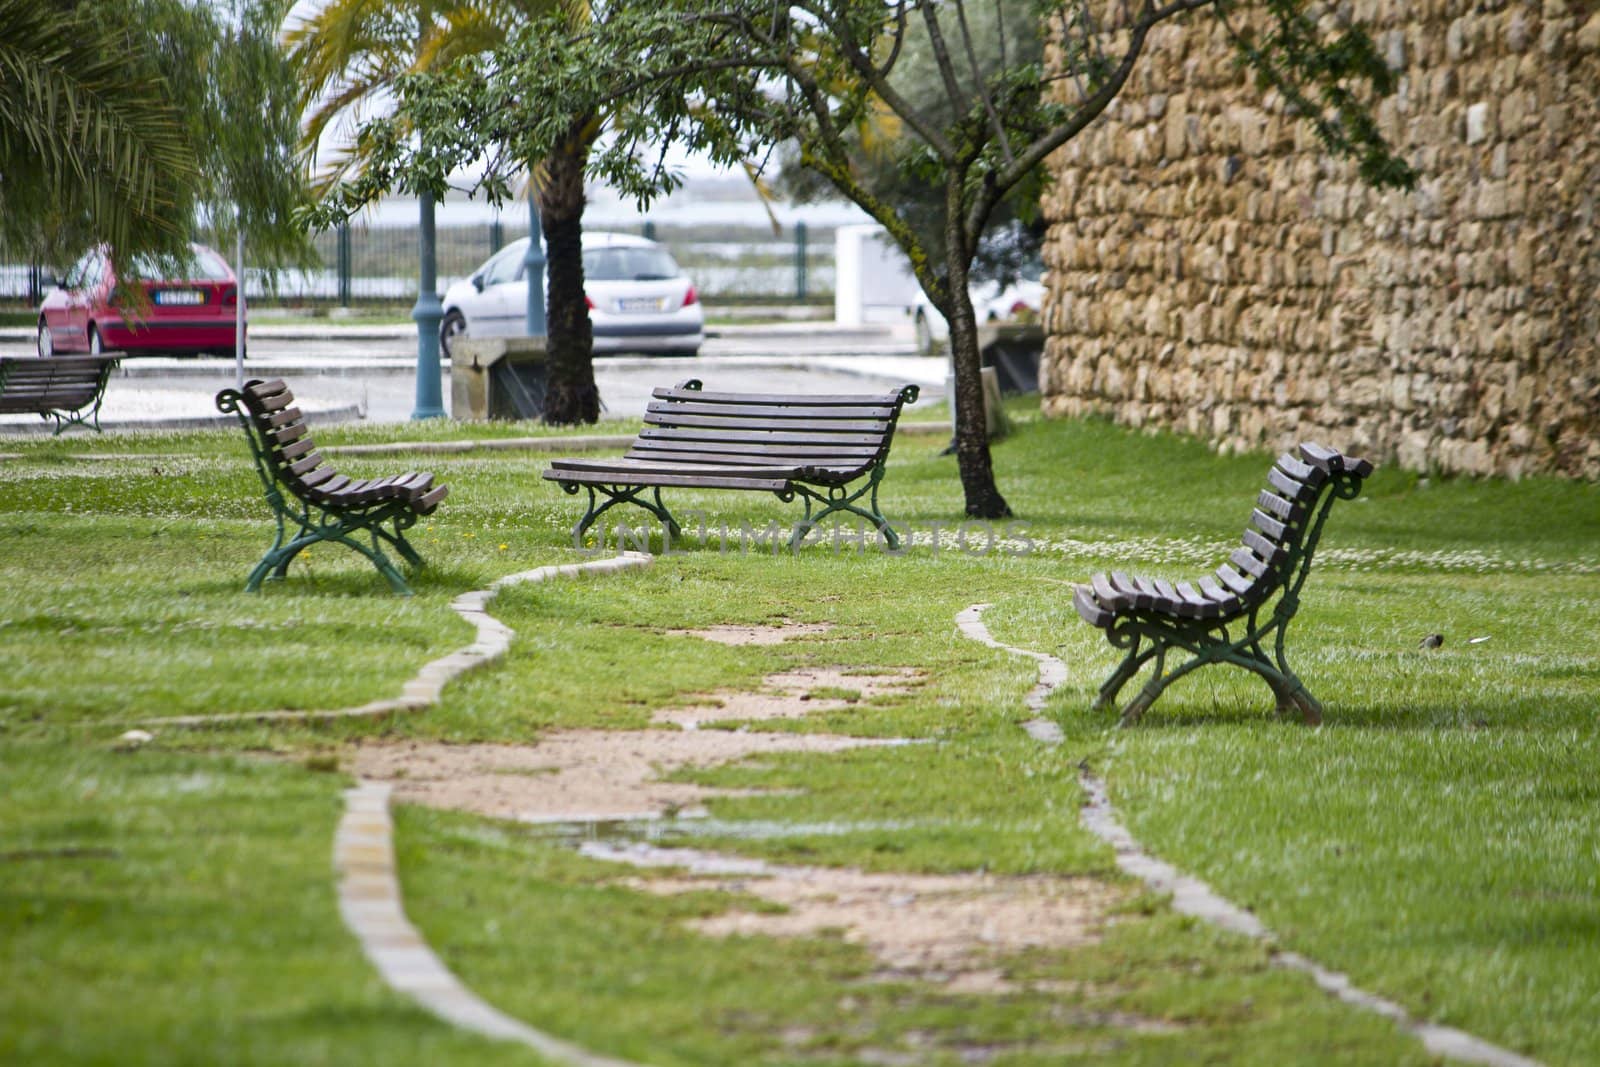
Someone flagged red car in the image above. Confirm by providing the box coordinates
[36,244,244,358]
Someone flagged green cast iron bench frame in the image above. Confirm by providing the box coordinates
[1073,443,1373,726]
[542,378,920,549]
[0,355,119,434]
[217,379,448,595]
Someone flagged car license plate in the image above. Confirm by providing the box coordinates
[618,297,664,313]
[154,289,206,306]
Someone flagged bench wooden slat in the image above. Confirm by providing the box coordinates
[1091,572,1130,610]
[1108,572,1156,611]
[1274,451,1327,488]
[628,439,883,461]
[645,400,899,421]
[0,369,104,385]
[1197,575,1242,613]
[1255,489,1305,524]
[1213,564,1254,597]
[651,385,905,407]
[624,447,883,470]
[273,422,309,446]
[542,467,792,492]
[636,426,891,448]
[288,452,326,478]
[1074,584,1115,627]
[302,469,343,493]
[1175,581,1224,618]
[415,485,448,513]
[1267,466,1318,503]
[1241,528,1287,565]
[0,388,99,404]
[1249,507,1288,541]
[279,437,317,462]
[643,412,891,434]
[1229,547,1270,580]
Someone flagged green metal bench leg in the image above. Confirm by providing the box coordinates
[373,524,424,569]
[567,484,681,543]
[788,470,898,550]
[1119,646,1167,726]
[248,518,415,597]
[1094,639,1155,712]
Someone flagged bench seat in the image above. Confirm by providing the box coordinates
[543,379,919,548]
[217,379,446,595]
[1074,443,1373,725]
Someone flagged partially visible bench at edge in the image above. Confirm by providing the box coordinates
[0,355,119,434]
[1073,442,1374,726]
[542,378,920,549]
[216,378,448,595]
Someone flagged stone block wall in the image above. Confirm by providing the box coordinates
[1040,1,1600,479]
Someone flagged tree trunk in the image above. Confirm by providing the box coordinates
[538,123,598,425]
[943,193,1011,519]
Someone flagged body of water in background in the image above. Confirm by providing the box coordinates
[356,187,872,231]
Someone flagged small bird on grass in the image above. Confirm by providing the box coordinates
[1419,634,1444,649]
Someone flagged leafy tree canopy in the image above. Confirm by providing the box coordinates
[0,0,310,273]
[313,0,1414,517]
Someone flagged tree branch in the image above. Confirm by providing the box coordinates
[953,0,1014,166]
[793,0,956,161]
[967,0,1216,244]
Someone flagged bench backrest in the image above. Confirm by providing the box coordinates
[1218,442,1373,611]
[0,356,117,414]
[625,378,920,477]
[216,378,341,505]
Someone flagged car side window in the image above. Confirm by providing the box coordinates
[64,252,93,290]
[484,245,525,287]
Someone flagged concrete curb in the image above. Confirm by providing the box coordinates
[151,553,652,727]
[0,404,365,438]
[336,782,644,1066]
[954,602,1542,1067]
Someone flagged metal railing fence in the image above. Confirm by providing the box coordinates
[1,220,833,307]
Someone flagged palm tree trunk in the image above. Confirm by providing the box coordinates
[538,121,598,425]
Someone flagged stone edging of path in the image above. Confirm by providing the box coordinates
[154,552,652,727]
[336,781,644,1067]
[954,602,1542,1067]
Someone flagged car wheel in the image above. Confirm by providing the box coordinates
[439,310,466,359]
[88,325,104,357]
[914,310,935,355]
[36,320,53,358]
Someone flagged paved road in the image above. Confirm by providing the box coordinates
[0,323,947,433]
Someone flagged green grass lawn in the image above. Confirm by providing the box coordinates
[1,408,1595,1064]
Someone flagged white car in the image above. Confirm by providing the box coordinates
[440,231,703,358]
[912,277,1045,353]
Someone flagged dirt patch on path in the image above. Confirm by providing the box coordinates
[588,842,1122,993]
[663,621,835,645]
[653,666,924,728]
[351,731,905,822]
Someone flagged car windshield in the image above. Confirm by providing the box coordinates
[584,246,681,282]
[130,249,231,282]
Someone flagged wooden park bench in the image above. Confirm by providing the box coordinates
[1073,443,1374,726]
[0,355,119,434]
[216,379,448,596]
[542,378,920,549]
